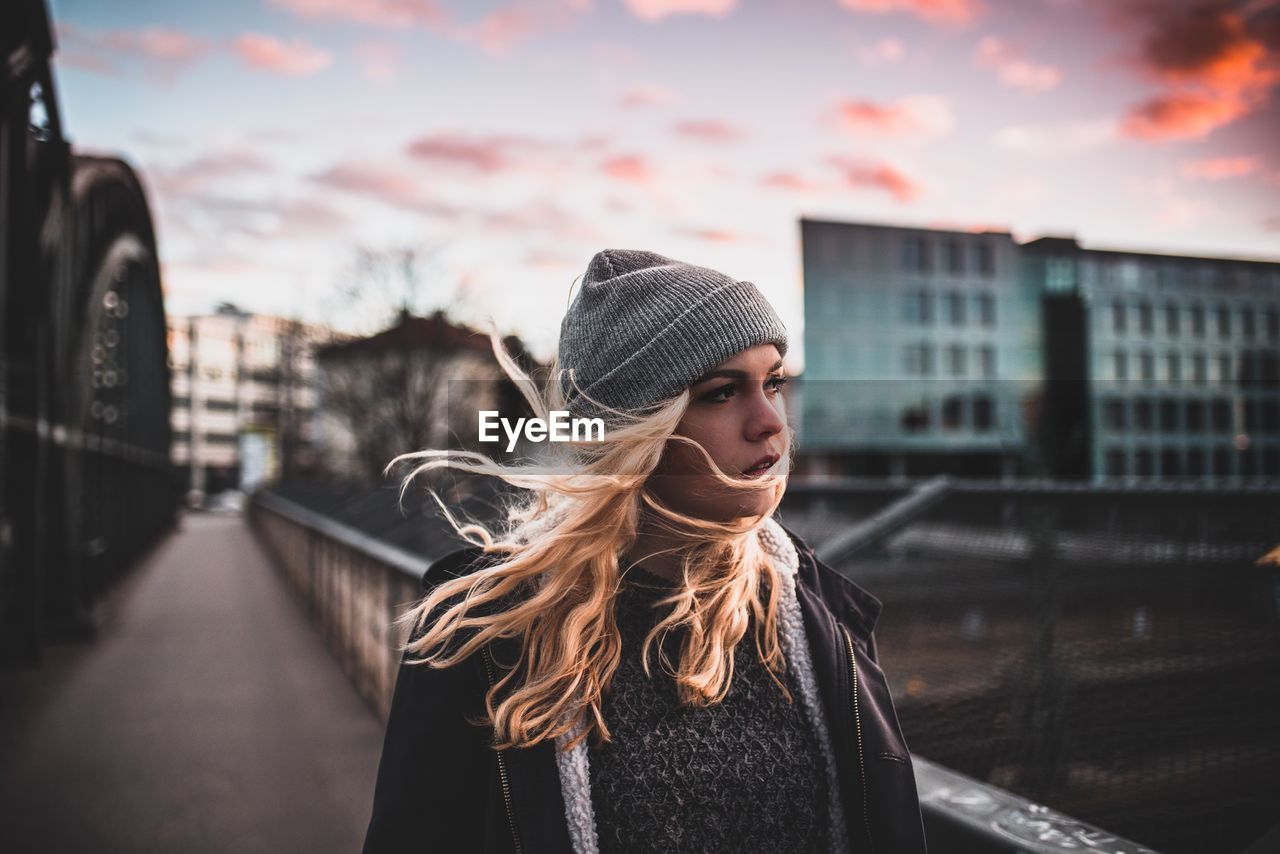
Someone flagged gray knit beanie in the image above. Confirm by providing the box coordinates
[557,249,788,420]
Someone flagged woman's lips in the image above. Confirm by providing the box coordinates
[740,454,780,478]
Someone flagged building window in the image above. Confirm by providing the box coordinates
[1111,300,1128,334]
[1266,306,1279,339]
[900,402,930,432]
[1212,447,1232,476]
[944,291,966,326]
[1216,353,1234,384]
[1104,398,1127,431]
[172,395,191,408]
[940,238,964,275]
[1164,352,1181,384]
[1105,449,1127,477]
[1164,302,1181,336]
[942,396,965,430]
[1216,303,1232,337]
[1135,449,1155,476]
[1138,350,1155,382]
[978,345,997,379]
[1185,400,1205,432]
[1190,304,1206,337]
[1134,398,1153,431]
[1159,398,1180,432]
[974,243,995,277]
[902,235,930,273]
[1211,399,1232,432]
[1186,447,1206,476]
[206,398,237,412]
[975,292,996,327]
[904,343,935,376]
[902,289,934,324]
[1191,352,1208,384]
[1137,302,1154,335]
[972,395,994,431]
[1112,350,1128,382]
[1161,448,1183,478]
[945,344,967,377]
[1241,306,1256,338]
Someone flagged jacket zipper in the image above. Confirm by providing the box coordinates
[839,623,875,854]
[481,646,523,854]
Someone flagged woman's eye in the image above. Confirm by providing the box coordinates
[702,383,736,402]
[706,376,783,404]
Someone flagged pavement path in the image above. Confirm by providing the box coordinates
[0,512,388,854]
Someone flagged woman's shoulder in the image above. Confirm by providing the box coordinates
[772,518,883,640]
[418,541,508,596]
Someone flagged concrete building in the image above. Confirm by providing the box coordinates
[799,218,1280,481]
[167,304,343,502]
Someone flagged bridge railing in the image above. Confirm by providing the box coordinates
[247,485,1165,854]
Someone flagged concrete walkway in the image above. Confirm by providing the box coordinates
[0,513,387,854]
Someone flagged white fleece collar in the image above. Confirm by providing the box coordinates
[553,516,848,854]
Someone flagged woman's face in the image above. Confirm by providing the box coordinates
[647,343,790,522]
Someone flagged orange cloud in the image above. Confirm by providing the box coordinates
[1179,155,1260,179]
[1120,2,1278,141]
[974,36,1061,92]
[1121,90,1252,140]
[601,154,656,184]
[235,33,333,76]
[825,155,923,203]
[829,94,953,138]
[838,0,984,26]
[672,119,746,142]
[623,0,737,22]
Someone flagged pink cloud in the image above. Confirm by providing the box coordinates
[149,150,273,197]
[623,0,738,22]
[55,22,212,78]
[825,155,923,203]
[601,154,656,184]
[235,33,333,76]
[405,131,554,173]
[267,0,451,29]
[310,161,461,216]
[452,2,590,56]
[760,171,826,192]
[672,119,746,142]
[1179,155,1260,179]
[974,36,1061,92]
[619,84,677,108]
[838,0,985,26]
[829,94,953,138]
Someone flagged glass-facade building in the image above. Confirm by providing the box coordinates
[799,218,1280,482]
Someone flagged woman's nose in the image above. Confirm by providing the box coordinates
[745,391,785,441]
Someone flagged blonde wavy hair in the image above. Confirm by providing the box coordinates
[385,325,794,752]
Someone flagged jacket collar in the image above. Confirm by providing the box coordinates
[773,519,882,643]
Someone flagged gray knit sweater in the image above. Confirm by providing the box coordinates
[552,517,850,854]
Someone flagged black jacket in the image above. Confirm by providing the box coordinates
[362,522,929,853]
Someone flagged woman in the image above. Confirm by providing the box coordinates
[363,249,928,854]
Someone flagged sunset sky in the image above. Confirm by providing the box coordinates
[46,0,1280,362]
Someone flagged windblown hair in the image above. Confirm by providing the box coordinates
[385,324,794,752]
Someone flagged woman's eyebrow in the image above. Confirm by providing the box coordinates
[693,359,785,384]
